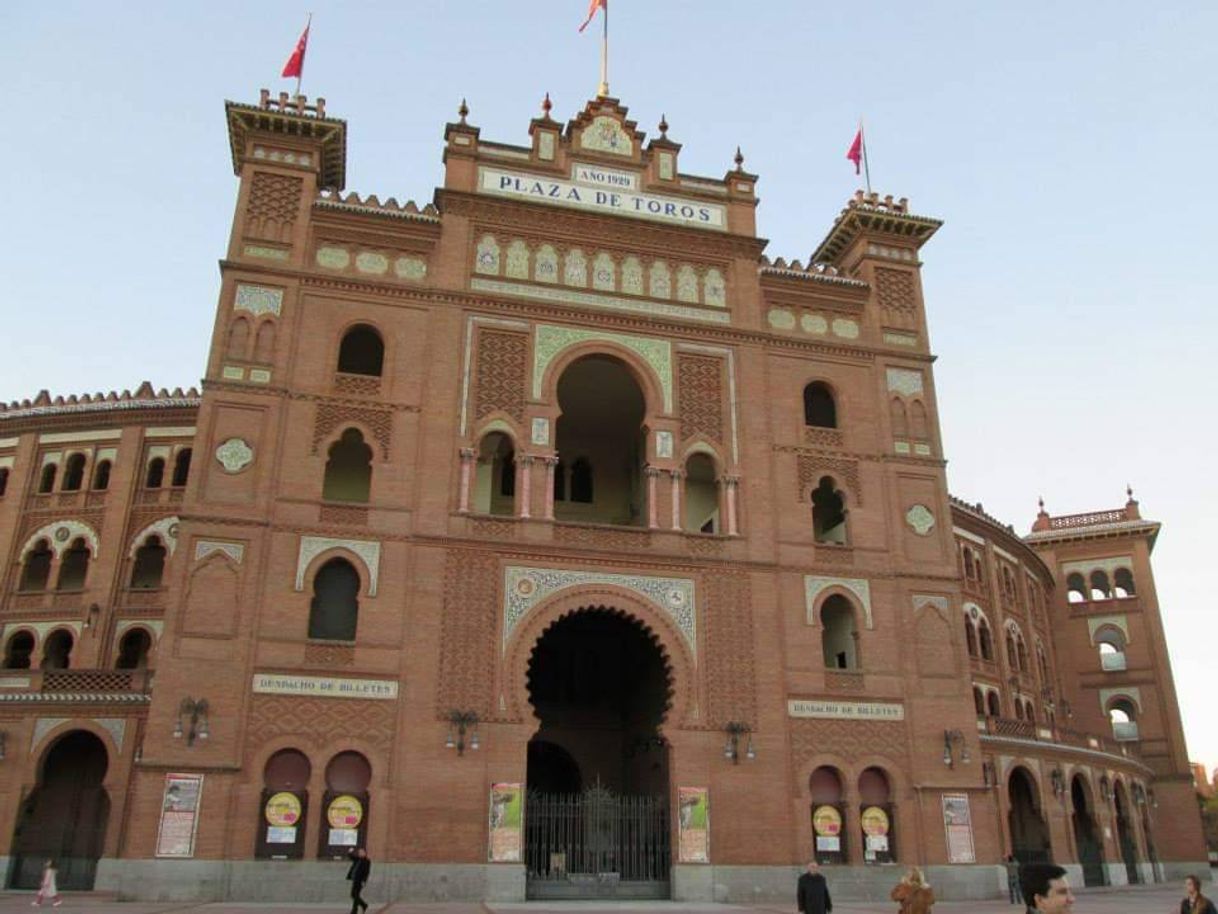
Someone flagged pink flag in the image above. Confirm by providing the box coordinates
[579,0,606,32]
[846,128,863,175]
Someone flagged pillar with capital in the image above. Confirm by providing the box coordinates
[457,447,477,513]
[645,465,662,529]
[541,455,559,520]
[518,454,535,519]
[669,468,684,531]
[722,473,740,536]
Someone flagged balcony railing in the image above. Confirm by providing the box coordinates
[0,668,153,702]
[1101,651,1128,672]
[1112,720,1140,742]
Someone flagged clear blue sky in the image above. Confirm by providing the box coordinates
[2,3,1215,776]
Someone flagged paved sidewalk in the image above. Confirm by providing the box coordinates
[0,883,1201,913]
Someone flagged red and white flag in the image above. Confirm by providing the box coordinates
[846,127,863,175]
[281,20,311,79]
[579,0,606,33]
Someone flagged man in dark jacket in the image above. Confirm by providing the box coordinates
[346,846,371,914]
[797,860,832,914]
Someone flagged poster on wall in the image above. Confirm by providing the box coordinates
[155,773,204,858]
[812,805,842,852]
[265,791,302,844]
[327,794,364,847]
[941,793,976,864]
[488,783,523,863]
[677,787,710,863]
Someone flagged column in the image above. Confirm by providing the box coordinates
[541,456,558,520]
[723,474,740,536]
[669,469,683,531]
[457,447,476,513]
[519,455,534,519]
[645,466,661,529]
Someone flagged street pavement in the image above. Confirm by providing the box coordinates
[0,882,1207,913]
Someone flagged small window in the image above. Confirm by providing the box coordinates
[1114,568,1136,598]
[56,538,90,591]
[1066,572,1087,603]
[978,620,994,661]
[62,453,87,491]
[0,466,8,497]
[973,687,985,716]
[19,539,53,592]
[964,618,978,658]
[811,476,847,544]
[986,691,1001,717]
[91,460,112,491]
[145,457,165,489]
[41,630,73,670]
[323,429,373,503]
[131,535,167,589]
[38,463,57,494]
[1089,570,1111,600]
[171,448,192,487]
[309,558,360,641]
[337,325,385,377]
[115,628,152,670]
[803,382,837,428]
[820,594,859,670]
[1017,639,1029,673]
[3,631,34,669]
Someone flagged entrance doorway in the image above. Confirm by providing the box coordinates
[1008,767,1051,864]
[9,730,110,890]
[524,608,672,899]
[1070,776,1106,886]
[1113,782,1141,884]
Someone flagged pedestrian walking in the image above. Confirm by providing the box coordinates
[345,846,371,914]
[1181,874,1217,914]
[1004,854,1022,904]
[32,858,61,907]
[1018,862,1074,914]
[890,865,934,914]
[797,860,832,914]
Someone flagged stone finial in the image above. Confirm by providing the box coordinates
[542,92,552,118]
[458,98,469,125]
[1125,483,1141,520]
[734,146,745,172]
[658,113,668,137]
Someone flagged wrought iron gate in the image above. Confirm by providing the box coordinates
[525,786,670,899]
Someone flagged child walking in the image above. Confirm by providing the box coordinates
[32,858,61,907]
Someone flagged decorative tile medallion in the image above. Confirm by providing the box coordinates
[316,246,351,270]
[886,368,924,397]
[504,566,696,656]
[394,256,427,281]
[905,504,936,536]
[214,438,254,474]
[579,116,632,156]
[355,252,389,275]
[531,417,550,446]
[234,284,283,317]
[195,540,245,564]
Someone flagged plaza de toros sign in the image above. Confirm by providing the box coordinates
[478,164,727,231]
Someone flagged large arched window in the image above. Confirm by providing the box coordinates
[1114,568,1136,598]
[337,325,384,377]
[309,558,360,641]
[19,539,53,591]
[569,457,594,504]
[978,619,994,661]
[171,448,192,487]
[62,453,87,491]
[809,766,847,865]
[683,453,719,533]
[3,631,34,669]
[1089,570,1112,601]
[1006,631,1019,669]
[115,628,152,669]
[145,457,165,489]
[820,594,859,670]
[38,463,57,494]
[811,476,847,544]
[41,630,73,670]
[56,537,91,591]
[1097,628,1127,672]
[320,751,373,857]
[257,749,311,860]
[130,535,167,589]
[964,617,978,658]
[986,690,1001,717]
[857,767,895,863]
[323,428,373,503]
[1066,573,1087,603]
[973,687,985,716]
[91,459,111,491]
[803,382,837,428]
[1108,698,1139,741]
[0,467,8,497]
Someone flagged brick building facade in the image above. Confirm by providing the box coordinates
[0,89,1206,902]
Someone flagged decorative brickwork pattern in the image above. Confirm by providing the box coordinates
[474,330,528,423]
[677,354,724,444]
[797,454,862,505]
[437,549,499,718]
[332,373,382,398]
[246,173,302,241]
[247,695,393,754]
[312,402,392,459]
[318,504,369,525]
[703,570,756,727]
[825,671,866,693]
[803,427,844,449]
[304,642,355,667]
[553,524,653,551]
[875,268,915,313]
[789,718,908,784]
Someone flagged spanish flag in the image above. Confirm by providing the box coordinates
[281,19,311,79]
[579,0,606,33]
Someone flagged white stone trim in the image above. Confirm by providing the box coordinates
[1099,686,1142,714]
[145,426,197,439]
[129,516,180,557]
[116,619,164,639]
[194,540,245,565]
[952,525,986,545]
[1087,614,1130,646]
[31,717,125,755]
[23,520,101,559]
[1061,555,1134,577]
[296,536,381,597]
[804,576,873,630]
[38,429,121,444]
[886,367,924,396]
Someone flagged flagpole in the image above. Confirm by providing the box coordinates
[860,118,872,195]
[599,2,609,97]
[296,13,312,99]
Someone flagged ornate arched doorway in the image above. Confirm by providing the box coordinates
[1007,766,1051,864]
[1070,775,1105,886]
[9,730,110,890]
[1113,781,1141,884]
[523,607,672,899]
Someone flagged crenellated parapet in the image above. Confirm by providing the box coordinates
[0,382,201,421]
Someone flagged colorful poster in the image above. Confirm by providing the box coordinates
[155,773,204,858]
[265,791,302,827]
[941,793,976,864]
[327,794,364,848]
[677,787,709,863]
[488,783,523,863]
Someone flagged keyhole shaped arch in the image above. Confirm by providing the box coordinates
[538,339,671,420]
[502,586,696,729]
